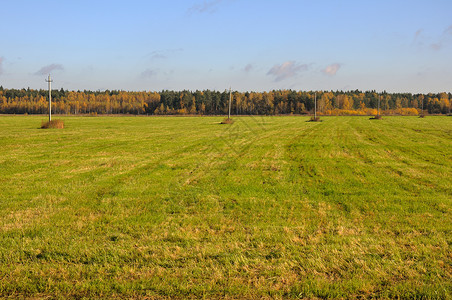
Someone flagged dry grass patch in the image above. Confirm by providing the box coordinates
[308,116,322,122]
[220,118,234,124]
[41,119,64,129]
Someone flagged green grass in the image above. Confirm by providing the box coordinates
[0,115,451,299]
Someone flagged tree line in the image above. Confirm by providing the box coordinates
[0,86,450,115]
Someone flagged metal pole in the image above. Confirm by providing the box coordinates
[314,92,317,119]
[46,74,53,122]
[378,94,381,117]
[228,87,232,120]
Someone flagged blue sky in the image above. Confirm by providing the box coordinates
[0,0,451,93]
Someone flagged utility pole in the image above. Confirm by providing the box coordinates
[228,87,232,120]
[314,92,317,119]
[378,94,381,117]
[46,74,53,122]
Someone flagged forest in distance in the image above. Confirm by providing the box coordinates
[0,86,451,116]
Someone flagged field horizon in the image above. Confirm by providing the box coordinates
[0,115,451,299]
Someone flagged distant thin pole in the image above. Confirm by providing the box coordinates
[378,94,381,117]
[314,92,317,119]
[228,87,232,120]
[46,74,53,122]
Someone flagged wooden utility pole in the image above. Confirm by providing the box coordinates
[46,74,53,122]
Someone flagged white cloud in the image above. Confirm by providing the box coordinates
[322,63,341,76]
[34,64,64,75]
[267,61,309,82]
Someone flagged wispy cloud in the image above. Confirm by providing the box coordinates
[322,63,341,76]
[412,28,428,49]
[243,63,253,72]
[414,29,423,39]
[188,0,224,14]
[151,53,167,60]
[145,48,183,60]
[414,25,452,51]
[0,57,4,75]
[430,43,443,51]
[445,25,452,35]
[430,24,452,50]
[140,69,158,79]
[34,64,64,75]
[413,28,423,45]
[267,61,309,82]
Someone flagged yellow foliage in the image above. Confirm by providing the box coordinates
[393,108,420,115]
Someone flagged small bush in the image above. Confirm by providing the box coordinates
[370,115,382,120]
[41,119,64,129]
[220,118,234,124]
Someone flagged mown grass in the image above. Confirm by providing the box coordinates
[0,115,451,299]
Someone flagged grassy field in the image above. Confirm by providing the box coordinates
[0,115,451,299]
